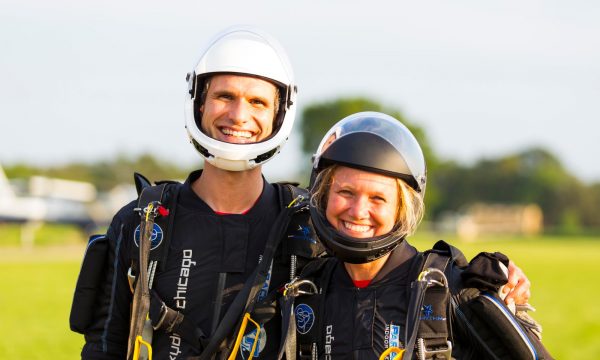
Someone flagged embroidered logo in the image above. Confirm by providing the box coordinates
[420,304,446,321]
[133,223,163,250]
[240,326,267,359]
[295,303,315,334]
[288,225,317,244]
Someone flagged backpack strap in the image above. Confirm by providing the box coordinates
[126,175,181,359]
[290,257,337,360]
[404,244,455,360]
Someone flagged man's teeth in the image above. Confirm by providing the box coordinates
[343,221,371,233]
[222,128,253,138]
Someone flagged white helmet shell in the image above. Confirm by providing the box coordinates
[184,25,297,171]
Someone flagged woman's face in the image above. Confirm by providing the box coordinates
[325,166,399,239]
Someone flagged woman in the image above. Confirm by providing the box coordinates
[291,112,549,359]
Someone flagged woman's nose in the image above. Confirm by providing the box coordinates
[347,196,370,219]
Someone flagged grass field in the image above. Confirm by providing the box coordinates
[1,226,599,359]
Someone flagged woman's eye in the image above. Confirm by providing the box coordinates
[338,189,353,197]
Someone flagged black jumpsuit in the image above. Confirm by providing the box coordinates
[298,240,489,359]
[80,170,317,359]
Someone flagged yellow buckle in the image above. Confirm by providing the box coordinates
[379,346,405,360]
[133,335,153,360]
[228,313,261,360]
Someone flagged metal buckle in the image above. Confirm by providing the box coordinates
[127,267,136,293]
[283,278,318,297]
[152,302,168,330]
[418,268,448,288]
[298,343,315,360]
[417,339,452,360]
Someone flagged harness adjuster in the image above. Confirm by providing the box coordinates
[283,278,318,297]
[417,339,452,360]
[298,343,316,360]
[152,301,184,332]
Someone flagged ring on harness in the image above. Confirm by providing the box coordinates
[283,278,318,297]
[379,346,405,360]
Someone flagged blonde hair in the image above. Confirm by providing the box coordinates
[310,165,425,238]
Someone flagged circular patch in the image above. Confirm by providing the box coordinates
[240,326,267,359]
[133,223,163,250]
[295,303,315,335]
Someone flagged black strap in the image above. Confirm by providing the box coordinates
[198,203,298,359]
[126,190,163,359]
[404,251,453,360]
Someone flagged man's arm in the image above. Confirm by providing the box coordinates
[503,260,531,305]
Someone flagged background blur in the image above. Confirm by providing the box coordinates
[1,0,599,358]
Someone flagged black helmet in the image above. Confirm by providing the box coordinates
[309,111,426,264]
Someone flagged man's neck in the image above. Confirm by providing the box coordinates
[192,163,264,214]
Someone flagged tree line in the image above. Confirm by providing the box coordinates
[4,97,599,233]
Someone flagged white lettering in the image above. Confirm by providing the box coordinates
[324,324,334,359]
[170,250,194,358]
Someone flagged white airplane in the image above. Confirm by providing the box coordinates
[0,164,98,230]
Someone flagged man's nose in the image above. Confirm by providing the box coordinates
[228,99,251,124]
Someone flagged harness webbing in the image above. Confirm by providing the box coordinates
[127,183,167,360]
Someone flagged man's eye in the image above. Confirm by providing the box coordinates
[250,99,266,106]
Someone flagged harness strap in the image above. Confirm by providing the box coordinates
[197,201,299,359]
[147,290,208,350]
[404,251,453,360]
[286,258,335,360]
[127,196,163,360]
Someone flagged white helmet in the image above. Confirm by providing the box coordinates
[184,25,297,171]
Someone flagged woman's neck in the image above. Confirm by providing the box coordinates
[344,253,391,282]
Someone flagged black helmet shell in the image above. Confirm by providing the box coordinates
[310,112,426,264]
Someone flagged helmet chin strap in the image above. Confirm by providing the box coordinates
[310,205,404,264]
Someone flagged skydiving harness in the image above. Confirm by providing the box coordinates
[281,240,551,360]
[271,242,456,360]
[125,173,319,360]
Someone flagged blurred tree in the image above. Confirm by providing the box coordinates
[431,147,600,232]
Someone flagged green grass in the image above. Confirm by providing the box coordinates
[1,232,599,359]
[0,223,87,247]
[0,257,84,359]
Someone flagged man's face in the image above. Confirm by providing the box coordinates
[200,74,278,144]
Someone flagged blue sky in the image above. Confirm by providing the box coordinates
[1,0,599,182]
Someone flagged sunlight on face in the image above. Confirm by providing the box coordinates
[200,74,277,144]
[325,166,399,239]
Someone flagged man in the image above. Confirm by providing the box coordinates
[74,26,320,360]
[72,26,530,360]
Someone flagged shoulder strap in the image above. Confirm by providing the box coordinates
[291,257,337,360]
[275,182,325,264]
[274,181,307,209]
[404,243,454,360]
[130,176,181,271]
